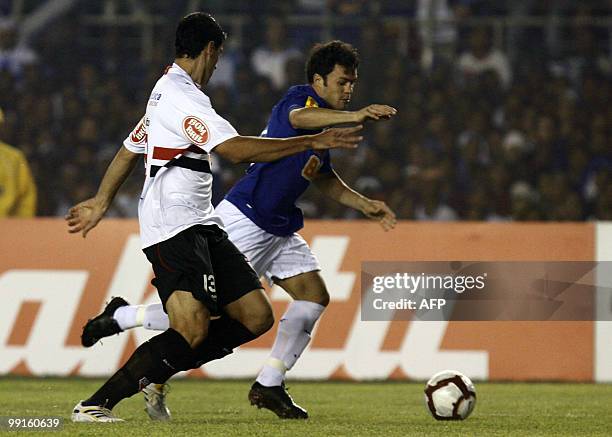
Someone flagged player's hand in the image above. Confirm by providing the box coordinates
[313,125,363,150]
[361,199,397,231]
[354,104,397,123]
[65,197,108,238]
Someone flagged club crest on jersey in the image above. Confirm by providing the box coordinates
[301,155,322,180]
[305,96,319,108]
[130,118,147,144]
[182,116,209,145]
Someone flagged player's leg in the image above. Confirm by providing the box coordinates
[138,292,272,422]
[249,234,326,419]
[72,290,208,422]
[222,288,274,334]
[256,270,328,386]
[138,225,274,420]
[248,270,325,419]
[73,226,217,422]
[80,291,274,354]
[257,232,328,387]
[81,299,169,347]
[115,302,169,330]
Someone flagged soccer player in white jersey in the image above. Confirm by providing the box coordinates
[73,39,397,421]
[66,12,363,423]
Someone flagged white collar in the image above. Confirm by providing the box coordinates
[168,63,202,89]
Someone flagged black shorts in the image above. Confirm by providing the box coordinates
[143,224,262,315]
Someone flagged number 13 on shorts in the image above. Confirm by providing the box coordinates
[203,274,217,300]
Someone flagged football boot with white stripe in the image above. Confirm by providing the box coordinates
[71,401,124,423]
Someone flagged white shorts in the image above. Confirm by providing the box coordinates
[214,200,320,285]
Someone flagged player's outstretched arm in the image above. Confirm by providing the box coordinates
[313,170,397,231]
[65,145,140,237]
[289,104,397,130]
[214,125,363,164]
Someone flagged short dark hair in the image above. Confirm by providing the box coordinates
[306,40,360,84]
[175,12,226,59]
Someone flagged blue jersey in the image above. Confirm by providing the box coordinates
[224,85,333,236]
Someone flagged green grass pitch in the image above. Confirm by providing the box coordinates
[0,378,611,436]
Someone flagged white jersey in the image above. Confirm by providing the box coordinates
[123,64,238,248]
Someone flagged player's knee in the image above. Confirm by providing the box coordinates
[171,316,208,348]
[175,326,208,349]
[300,288,329,307]
[247,304,274,337]
[260,307,275,334]
[287,274,330,306]
[166,291,210,348]
[225,289,274,336]
[186,329,207,349]
[316,289,330,307]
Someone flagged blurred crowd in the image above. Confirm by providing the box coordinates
[0,0,610,221]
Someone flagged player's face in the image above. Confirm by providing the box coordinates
[321,64,357,110]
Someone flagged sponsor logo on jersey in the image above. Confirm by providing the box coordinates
[148,92,162,106]
[130,118,147,144]
[182,116,209,145]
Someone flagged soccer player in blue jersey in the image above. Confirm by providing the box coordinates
[79,40,397,419]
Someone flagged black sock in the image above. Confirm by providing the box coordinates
[194,317,256,365]
[82,328,197,409]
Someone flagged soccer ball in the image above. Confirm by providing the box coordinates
[424,370,476,420]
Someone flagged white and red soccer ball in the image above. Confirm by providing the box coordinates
[424,370,477,420]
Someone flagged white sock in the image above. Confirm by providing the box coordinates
[113,305,141,330]
[142,303,169,330]
[256,300,325,387]
[113,303,169,331]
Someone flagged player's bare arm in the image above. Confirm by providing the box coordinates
[65,145,140,237]
[313,170,397,231]
[289,104,397,130]
[353,104,398,123]
[214,125,363,164]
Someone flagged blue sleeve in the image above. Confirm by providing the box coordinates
[281,93,310,119]
[267,90,317,139]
